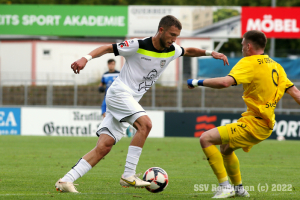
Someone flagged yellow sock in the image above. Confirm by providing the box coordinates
[222,152,242,185]
[202,145,228,183]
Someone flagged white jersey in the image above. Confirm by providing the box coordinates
[111,37,184,100]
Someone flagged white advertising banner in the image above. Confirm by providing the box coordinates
[21,107,102,137]
[128,6,241,38]
[21,107,164,138]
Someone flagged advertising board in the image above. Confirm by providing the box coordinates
[0,108,21,135]
[21,107,164,138]
[165,112,300,140]
[242,7,300,38]
[0,5,127,36]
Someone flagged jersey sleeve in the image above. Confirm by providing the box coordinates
[173,43,184,59]
[112,39,139,57]
[276,64,294,92]
[285,76,294,92]
[228,58,254,85]
[101,76,105,84]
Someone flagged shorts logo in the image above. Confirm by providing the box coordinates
[237,123,247,128]
[118,41,129,48]
[231,127,236,134]
[160,60,166,68]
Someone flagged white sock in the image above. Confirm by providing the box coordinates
[219,180,230,187]
[123,146,142,178]
[61,158,92,182]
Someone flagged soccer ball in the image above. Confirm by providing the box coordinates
[143,167,168,193]
[277,135,285,141]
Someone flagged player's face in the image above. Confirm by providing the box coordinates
[159,26,180,48]
[241,38,251,57]
[108,61,115,72]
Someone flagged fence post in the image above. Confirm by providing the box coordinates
[177,57,183,112]
[74,82,77,106]
[151,83,155,109]
[24,83,28,105]
[47,82,53,106]
[278,96,283,114]
[201,87,205,109]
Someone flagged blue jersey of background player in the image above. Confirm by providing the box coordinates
[98,59,120,117]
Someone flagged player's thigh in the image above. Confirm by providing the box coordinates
[96,134,115,148]
[106,91,145,122]
[122,111,148,127]
[223,121,263,152]
[97,110,128,144]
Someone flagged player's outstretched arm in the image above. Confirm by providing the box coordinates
[71,45,114,74]
[187,76,235,89]
[183,47,229,66]
[286,86,300,105]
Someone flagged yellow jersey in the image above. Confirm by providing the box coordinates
[228,55,294,129]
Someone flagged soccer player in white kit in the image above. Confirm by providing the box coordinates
[55,15,229,193]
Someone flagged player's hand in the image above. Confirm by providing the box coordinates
[71,57,88,74]
[211,51,229,66]
[98,86,105,93]
[187,79,195,89]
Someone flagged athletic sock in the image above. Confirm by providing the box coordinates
[61,158,92,182]
[219,180,230,187]
[222,152,242,185]
[123,146,142,178]
[202,145,228,183]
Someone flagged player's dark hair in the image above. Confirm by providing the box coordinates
[243,30,267,50]
[157,15,182,32]
[107,59,115,64]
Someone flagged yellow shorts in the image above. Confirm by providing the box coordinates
[217,116,273,152]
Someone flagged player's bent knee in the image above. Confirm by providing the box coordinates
[199,132,210,147]
[145,120,152,133]
[135,118,152,134]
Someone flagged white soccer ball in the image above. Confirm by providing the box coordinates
[143,167,169,193]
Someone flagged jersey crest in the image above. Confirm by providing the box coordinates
[160,60,166,68]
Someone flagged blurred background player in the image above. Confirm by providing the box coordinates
[98,59,135,137]
[187,30,300,198]
[98,59,120,117]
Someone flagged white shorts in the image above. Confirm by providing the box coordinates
[97,84,147,144]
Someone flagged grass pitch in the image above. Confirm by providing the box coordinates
[0,136,299,199]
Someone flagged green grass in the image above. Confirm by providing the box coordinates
[0,136,299,199]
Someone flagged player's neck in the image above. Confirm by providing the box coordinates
[247,49,264,57]
[108,70,115,73]
[152,35,165,51]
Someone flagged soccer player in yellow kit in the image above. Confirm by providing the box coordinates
[187,30,300,198]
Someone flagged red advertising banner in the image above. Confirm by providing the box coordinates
[242,7,300,38]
